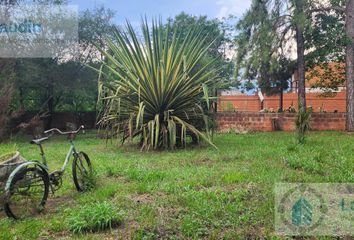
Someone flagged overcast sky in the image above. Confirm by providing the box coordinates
[70,0,252,24]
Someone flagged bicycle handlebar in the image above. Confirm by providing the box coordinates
[44,125,85,135]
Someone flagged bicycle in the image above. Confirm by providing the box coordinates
[2,125,93,219]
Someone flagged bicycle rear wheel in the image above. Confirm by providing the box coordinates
[4,165,49,219]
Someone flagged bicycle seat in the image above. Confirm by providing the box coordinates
[30,137,49,145]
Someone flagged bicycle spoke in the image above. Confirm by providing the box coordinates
[6,167,48,219]
[73,153,92,192]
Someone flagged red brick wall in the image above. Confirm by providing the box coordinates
[219,92,346,113]
[216,112,346,132]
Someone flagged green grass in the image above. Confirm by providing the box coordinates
[0,131,353,239]
[68,201,124,233]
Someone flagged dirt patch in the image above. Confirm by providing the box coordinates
[114,175,130,183]
[117,220,140,239]
[44,194,75,214]
[41,230,71,240]
[221,183,257,192]
[131,192,167,204]
[157,206,180,217]
[131,193,153,203]
[191,156,214,166]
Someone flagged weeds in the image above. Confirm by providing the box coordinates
[67,201,124,233]
[295,106,311,144]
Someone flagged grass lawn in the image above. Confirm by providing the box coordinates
[0,131,353,239]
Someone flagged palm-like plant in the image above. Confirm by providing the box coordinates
[95,20,220,150]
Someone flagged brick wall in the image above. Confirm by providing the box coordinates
[219,91,346,113]
[216,112,346,132]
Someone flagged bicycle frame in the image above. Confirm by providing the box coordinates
[39,139,78,174]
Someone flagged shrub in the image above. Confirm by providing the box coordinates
[222,102,236,112]
[67,201,124,233]
[295,106,311,144]
[95,20,219,150]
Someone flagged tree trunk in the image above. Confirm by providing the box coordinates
[19,87,25,110]
[279,87,283,112]
[46,80,54,130]
[296,27,306,113]
[345,0,354,131]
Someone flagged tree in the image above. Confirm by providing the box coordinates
[304,0,354,131]
[259,58,294,111]
[236,0,342,113]
[345,0,354,131]
[0,60,16,141]
[167,12,234,85]
[78,6,115,63]
[234,0,293,111]
[0,5,115,128]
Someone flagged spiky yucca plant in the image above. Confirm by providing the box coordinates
[96,20,220,150]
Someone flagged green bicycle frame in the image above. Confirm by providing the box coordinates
[39,140,78,173]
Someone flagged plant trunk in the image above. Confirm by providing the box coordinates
[296,26,306,113]
[19,87,25,110]
[46,81,54,130]
[346,0,354,131]
[279,86,283,112]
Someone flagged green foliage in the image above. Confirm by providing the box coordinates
[178,189,247,237]
[67,201,124,233]
[295,106,312,144]
[234,1,293,95]
[0,131,353,239]
[96,20,220,150]
[82,167,97,191]
[235,0,345,94]
[305,1,346,66]
[167,12,234,85]
[79,6,115,50]
[0,144,17,162]
[0,7,115,114]
[304,0,347,93]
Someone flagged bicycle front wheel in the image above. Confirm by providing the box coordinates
[72,152,93,192]
[4,165,49,219]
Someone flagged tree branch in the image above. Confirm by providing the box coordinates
[308,6,346,14]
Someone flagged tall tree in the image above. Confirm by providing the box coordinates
[166,12,234,85]
[0,5,114,115]
[304,0,354,130]
[344,0,354,131]
[236,0,341,113]
[259,58,294,111]
[293,0,308,112]
[235,0,293,111]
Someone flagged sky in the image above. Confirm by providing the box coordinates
[70,0,252,25]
